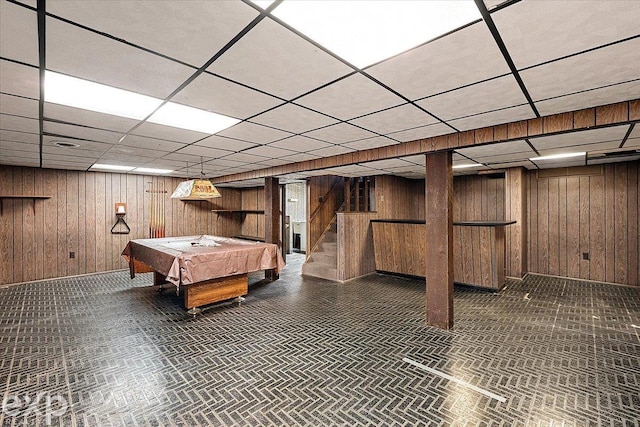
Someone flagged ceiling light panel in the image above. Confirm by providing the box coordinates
[0,61,39,99]
[216,122,293,145]
[535,80,640,117]
[417,75,530,121]
[132,167,173,175]
[493,0,640,69]
[147,102,240,135]
[172,72,282,120]
[303,123,376,144]
[46,18,194,99]
[349,104,438,135]
[268,135,334,152]
[90,163,135,171]
[251,104,339,134]
[48,1,259,67]
[0,1,38,66]
[521,38,640,103]
[271,0,481,69]
[45,71,162,121]
[295,73,405,121]
[208,18,352,100]
[366,22,509,101]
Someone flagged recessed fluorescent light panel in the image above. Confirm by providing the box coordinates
[89,164,135,171]
[529,152,586,161]
[45,71,162,120]
[453,163,482,169]
[270,1,481,68]
[133,167,174,174]
[147,102,240,135]
[45,71,240,134]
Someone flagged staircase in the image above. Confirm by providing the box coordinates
[301,219,337,281]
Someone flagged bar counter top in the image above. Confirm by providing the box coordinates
[371,219,516,227]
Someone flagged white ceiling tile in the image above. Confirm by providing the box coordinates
[296,73,405,120]
[483,0,509,11]
[341,136,398,151]
[417,75,529,121]
[44,103,139,133]
[42,135,112,154]
[360,158,413,169]
[366,22,510,100]
[529,126,629,152]
[47,18,194,99]
[0,114,39,133]
[349,104,437,135]
[302,123,376,144]
[161,152,212,163]
[448,104,535,131]
[268,135,334,152]
[100,146,159,160]
[457,140,531,158]
[486,160,537,170]
[118,134,186,152]
[536,80,640,117]
[242,145,298,158]
[0,129,39,144]
[204,158,249,168]
[0,1,38,66]
[493,0,640,69]
[132,122,208,143]
[588,154,640,165]
[220,152,269,164]
[208,18,352,100]
[174,145,233,159]
[0,61,39,99]
[386,123,452,143]
[280,152,321,162]
[251,104,338,133]
[255,158,293,167]
[195,135,258,152]
[216,121,293,144]
[402,155,426,165]
[627,125,640,142]
[43,121,121,144]
[308,145,355,157]
[48,1,258,67]
[173,72,282,120]
[537,140,623,158]
[0,94,38,119]
[0,140,38,153]
[522,38,640,102]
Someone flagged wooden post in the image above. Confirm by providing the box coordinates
[505,167,527,277]
[425,151,454,329]
[344,177,351,212]
[265,177,280,280]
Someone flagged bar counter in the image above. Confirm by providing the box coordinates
[371,219,516,290]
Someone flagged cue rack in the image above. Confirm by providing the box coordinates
[147,180,167,238]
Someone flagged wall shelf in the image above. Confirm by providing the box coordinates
[211,209,264,214]
[0,195,51,216]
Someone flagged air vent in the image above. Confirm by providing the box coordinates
[53,141,79,148]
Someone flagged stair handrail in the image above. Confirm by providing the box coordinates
[306,214,337,261]
[309,178,343,223]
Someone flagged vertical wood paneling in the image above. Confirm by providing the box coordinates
[85,173,96,273]
[57,170,67,278]
[67,171,79,276]
[529,174,538,273]
[95,173,106,273]
[43,169,58,280]
[77,171,86,274]
[548,177,559,275]
[566,177,581,279]
[21,167,35,282]
[528,161,638,286]
[34,169,45,280]
[0,167,14,284]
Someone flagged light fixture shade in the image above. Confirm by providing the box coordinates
[171,179,221,200]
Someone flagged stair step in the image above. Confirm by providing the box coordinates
[322,231,336,243]
[311,252,336,265]
[302,262,337,281]
[320,242,337,252]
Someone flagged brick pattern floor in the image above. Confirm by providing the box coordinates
[0,254,638,426]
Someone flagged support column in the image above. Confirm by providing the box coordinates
[265,177,280,280]
[425,151,454,329]
[505,167,528,278]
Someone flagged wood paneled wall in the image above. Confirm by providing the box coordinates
[308,175,342,252]
[454,175,505,221]
[336,212,378,281]
[528,161,639,286]
[239,186,264,238]
[375,175,425,219]
[0,166,242,285]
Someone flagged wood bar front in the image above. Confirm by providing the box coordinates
[371,220,515,290]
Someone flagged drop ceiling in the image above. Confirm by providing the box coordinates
[1,0,639,186]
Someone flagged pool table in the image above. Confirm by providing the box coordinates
[122,235,285,312]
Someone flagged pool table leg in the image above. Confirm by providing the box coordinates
[154,271,167,292]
